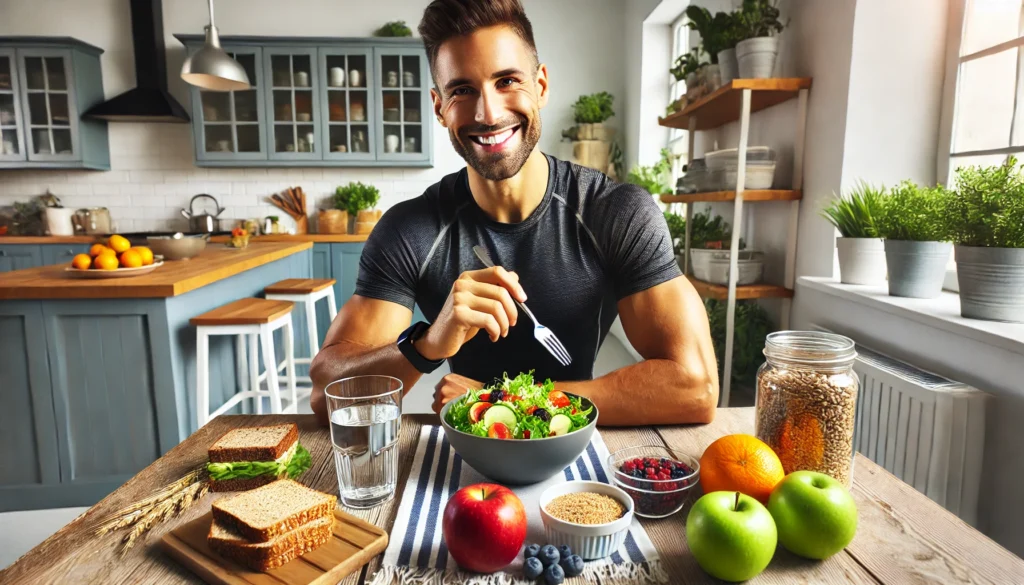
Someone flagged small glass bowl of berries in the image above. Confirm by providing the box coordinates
[607,445,700,518]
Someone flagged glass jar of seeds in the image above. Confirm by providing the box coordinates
[755,331,859,486]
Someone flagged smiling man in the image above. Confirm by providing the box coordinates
[309,0,718,426]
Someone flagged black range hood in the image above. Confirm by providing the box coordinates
[84,0,189,123]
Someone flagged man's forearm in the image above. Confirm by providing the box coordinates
[558,358,717,426]
[309,342,423,424]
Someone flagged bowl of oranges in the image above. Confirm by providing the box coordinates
[66,234,163,278]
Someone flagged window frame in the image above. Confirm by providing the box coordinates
[667,12,690,186]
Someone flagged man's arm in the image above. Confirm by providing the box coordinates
[558,276,718,425]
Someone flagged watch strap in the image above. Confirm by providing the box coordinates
[398,321,444,374]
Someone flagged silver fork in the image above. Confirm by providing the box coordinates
[472,245,572,367]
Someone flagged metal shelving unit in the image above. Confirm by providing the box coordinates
[659,78,811,405]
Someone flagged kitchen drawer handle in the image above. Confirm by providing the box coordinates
[0,250,6,257]
[66,248,75,254]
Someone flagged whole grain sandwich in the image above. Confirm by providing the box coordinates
[207,424,312,492]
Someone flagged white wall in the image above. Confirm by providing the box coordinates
[0,0,627,232]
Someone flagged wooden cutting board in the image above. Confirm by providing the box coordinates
[161,508,388,585]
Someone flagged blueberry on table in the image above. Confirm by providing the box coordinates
[523,557,544,580]
[544,563,565,585]
[560,554,584,577]
[558,544,572,560]
[540,544,560,566]
[524,543,541,559]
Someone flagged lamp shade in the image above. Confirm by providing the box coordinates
[180,25,250,91]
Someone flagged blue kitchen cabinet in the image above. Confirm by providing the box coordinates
[0,244,42,272]
[40,243,89,266]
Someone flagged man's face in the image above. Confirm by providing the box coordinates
[431,25,548,182]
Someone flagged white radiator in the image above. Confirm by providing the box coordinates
[852,344,988,527]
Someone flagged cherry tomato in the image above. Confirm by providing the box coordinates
[526,405,538,415]
[477,392,490,402]
[487,422,511,439]
[548,390,570,408]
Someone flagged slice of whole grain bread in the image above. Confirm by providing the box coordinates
[208,424,298,463]
[208,514,334,571]
[211,479,336,542]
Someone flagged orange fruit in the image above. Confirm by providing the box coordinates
[94,254,119,270]
[89,243,109,257]
[71,253,92,270]
[699,434,785,504]
[119,249,143,268]
[133,246,154,266]
[108,234,131,253]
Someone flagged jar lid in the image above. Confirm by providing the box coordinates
[763,330,857,367]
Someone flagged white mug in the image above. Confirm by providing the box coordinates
[386,71,398,87]
[329,67,346,87]
[405,136,417,152]
[385,134,399,153]
[294,71,309,87]
[349,69,361,87]
[403,71,416,87]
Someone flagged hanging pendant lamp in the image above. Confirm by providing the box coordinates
[180,0,250,91]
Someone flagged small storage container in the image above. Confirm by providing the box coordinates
[706,251,765,285]
[706,147,777,190]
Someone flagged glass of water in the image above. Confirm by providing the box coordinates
[324,375,403,509]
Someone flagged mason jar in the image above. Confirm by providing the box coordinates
[755,331,859,486]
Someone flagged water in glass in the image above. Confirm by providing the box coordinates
[330,403,400,508]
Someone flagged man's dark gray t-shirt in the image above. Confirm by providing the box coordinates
[354,154,681,384]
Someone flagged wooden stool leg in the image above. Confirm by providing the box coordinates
[305,298,319,361]
[249,333,261,415]
[196,328,210,428]
[260,324,284,414]
[283,318,298,412]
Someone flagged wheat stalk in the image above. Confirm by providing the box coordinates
[117,479,210,556]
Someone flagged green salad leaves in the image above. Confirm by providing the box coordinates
[207,443,312,481]
[444,372,594,439]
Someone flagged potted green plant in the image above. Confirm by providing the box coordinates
[945,156,1024,322]
[374,21,412,37]
[735,0,786,79]
[625,148,673,196]
[572,91,615,141]
[670,47,703,95]
[821,181,887,285]
[716,11,745,84]
[333,181,381,235]
[876,181,952,298]
[685,7,740,87]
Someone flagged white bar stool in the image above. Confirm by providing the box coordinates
[263,278,338,386]
[190,298,299,428]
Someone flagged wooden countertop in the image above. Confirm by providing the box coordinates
[0,242,313,300]
[0,235,100,244]
[0,234,369,244]
[5,409,1023,585]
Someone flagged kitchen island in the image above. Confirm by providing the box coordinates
[0,242,315,511]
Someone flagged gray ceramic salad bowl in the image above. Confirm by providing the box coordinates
[439,392,599,485]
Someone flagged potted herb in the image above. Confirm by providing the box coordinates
[877,181,952,298]
[735,0,786,79]
[670,48,703,95]
[945,156,1024,322]
[716,11,745,84]
[572,91,615,141]
[374,21,412,37]
[821,181,887,285]
[685,7,740,87]
[333,181,381,235]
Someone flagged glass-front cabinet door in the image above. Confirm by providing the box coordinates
[18,49,79,162]
[319,48,375,161]
[264,48,320,161]
[374,48,431,163]
[192,47,265,161]
[0,49,26,162]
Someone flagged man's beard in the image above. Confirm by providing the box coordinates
[450,113,541,182]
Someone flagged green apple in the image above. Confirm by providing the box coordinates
[767,470,858,560]
[686,491,777,582]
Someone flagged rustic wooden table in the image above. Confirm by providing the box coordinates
[3,409,1022,584]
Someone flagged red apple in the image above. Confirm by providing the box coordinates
[442,483,527,573]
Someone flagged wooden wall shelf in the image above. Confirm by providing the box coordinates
[659,78,812,131]
[661,190,802,204]
[686,275,794,301]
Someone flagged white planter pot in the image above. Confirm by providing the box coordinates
[955,245,1024,322]
[884,240,951,299]
[736,36,780,79]
[717,48,738,84]
[705,64,722,91]
[836,237,886,285]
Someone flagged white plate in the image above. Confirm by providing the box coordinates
[65,260,164,279]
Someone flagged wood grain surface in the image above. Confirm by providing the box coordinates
[686,275,795,300]
[263,279,336,295]
[659,78,813,131]
[0,242,313,300]
[209,235,370,244]
[660,190,803,204]
[0,236,101,244]
[3,410,1022,585]
[190,298,295,326]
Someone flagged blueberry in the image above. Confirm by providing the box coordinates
[524,543,541,559]
[539,544,560,567]
[558,544,572,560]
[533,408,550,421]
[523,557,544,580]
[489,389,505,402]
[560,554,584,577]
[544,563,565,585]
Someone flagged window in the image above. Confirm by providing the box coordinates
[667,12,690,184]
[939,0,1024,290]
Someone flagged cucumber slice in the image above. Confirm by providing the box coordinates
[483,404,517,430]
[549,414,572,436]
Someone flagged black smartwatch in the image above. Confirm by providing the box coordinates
[398,321,445,373]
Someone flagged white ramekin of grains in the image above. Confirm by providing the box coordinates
[539,481,634,560]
